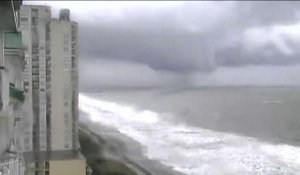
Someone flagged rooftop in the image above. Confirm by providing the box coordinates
[23,150,85,162]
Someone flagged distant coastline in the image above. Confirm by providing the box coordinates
[80,85,300,93]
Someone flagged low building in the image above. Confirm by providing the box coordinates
[23,150,85,175]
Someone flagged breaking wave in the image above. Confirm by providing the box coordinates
[79,93,300,175]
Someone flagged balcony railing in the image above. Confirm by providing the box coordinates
[0,154,24,175]
[9,86,24,103]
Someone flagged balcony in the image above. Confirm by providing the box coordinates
[2,32,23,70]
[4,32,22,54]
[9,85,24,103]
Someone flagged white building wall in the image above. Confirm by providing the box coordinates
[0,4,26,175]
[71,22,79,150]
[50,20,77,150]
[37,10,48,152]
[0,30,3,67]
[0,69,11,154]
[49,20,65,150]
[5,53,25,151]
[0,35,25,154]
[69,21,79,150]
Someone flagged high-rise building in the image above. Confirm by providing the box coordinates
[19,5,85,175]
[19,4,79,153]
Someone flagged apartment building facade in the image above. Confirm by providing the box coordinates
[19,5,85,175]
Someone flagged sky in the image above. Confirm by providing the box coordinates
[24,1,300,89]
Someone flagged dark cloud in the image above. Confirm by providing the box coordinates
[79,1,300,73]
[79,59,188,90]
[236,1,300,27]
[62,1,300,89]
[190,65,300,87]
[80,24,215,72]
[215,44,300,67]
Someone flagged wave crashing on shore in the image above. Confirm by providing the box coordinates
[79,93,300,175]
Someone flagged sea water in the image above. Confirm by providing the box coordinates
[79,92,300,175]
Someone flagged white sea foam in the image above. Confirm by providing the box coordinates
[79,93,300,175]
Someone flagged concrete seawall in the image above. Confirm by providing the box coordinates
[122,156,154,175]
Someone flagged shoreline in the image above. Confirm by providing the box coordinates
[79,114,184,175]
[82,87,300,149]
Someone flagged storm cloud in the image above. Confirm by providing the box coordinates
[25,1,300,89]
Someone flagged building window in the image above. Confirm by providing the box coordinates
[71,56,76,68]
[32,68,39,74]
[33,75,39,81]
[31,9,38,17]
[24,137,30,145]
[32,17,38,25]
[33,82,39,89]
[46,49,51,55]
[20,17,28,22]
[32,45,39,53]
[45,161,49,169]
[35,162,39,169]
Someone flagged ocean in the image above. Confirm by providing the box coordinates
[79,87,300,175]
